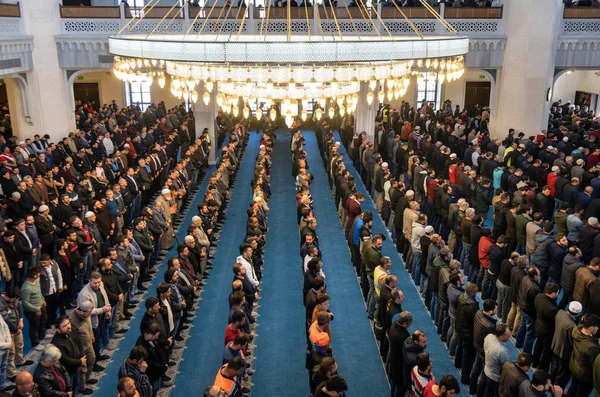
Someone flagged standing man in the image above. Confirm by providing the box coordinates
[455,283,479,386]
[483,324,511,397]
[516,266,541,354]
[77,272,111,362]
[551,301,582,389]
[568,314,600,397]
[20,267,46,350]
[532,283,560,371]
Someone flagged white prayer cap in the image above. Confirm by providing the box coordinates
[38,205,49,213]
[161,188,170,195]
[406,190,414,197]
[568,301,583,314]
[84,211,94,218]
[382,162,389,168]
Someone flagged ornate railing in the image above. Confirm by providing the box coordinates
[58,3,505,35]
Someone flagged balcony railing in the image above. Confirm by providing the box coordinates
[562,5,600,34]
[0,2,21,35]
[58,3,505,36]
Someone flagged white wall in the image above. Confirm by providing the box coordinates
[75,72,185,110]
[376,70,491,112]
[442,70,491,110]
[150,78,181,110]
[75,71,126,106]
[552,70,600,110]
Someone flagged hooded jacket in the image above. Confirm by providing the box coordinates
[569,325,600,381]
[531,233,552,269]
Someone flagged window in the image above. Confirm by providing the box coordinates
[126,81,152,111]
[416,72,440,110]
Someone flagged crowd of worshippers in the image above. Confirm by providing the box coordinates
[312,97,600,397]
[111,122,247,397]
[203,127,274,397]
[0,99,239,397]
[286,127,349,397]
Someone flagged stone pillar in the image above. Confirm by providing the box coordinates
[19,0,74,141]
[192,83,218,164]
[355,81,378,143]
[494,0,562,139]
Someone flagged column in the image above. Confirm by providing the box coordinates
[354,81,378,143]
[19,0,74,141]
[494,0,562,139]
[192,83,219,164]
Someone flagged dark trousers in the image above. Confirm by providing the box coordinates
[437,303,450,340]
[483,375,499,397]
[532,334,552,371]
[58,290,70,316]
[551,353,571,389]
[455,336,475,385]
[390,378,405,397]
[567,377,593,397]
[24,307,47,347]
[44,293,59,329]
[470,352,485,395]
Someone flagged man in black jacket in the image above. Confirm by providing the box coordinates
[471,299,498,395]
[532,283,560,371]
[135,323,172,390]
[388,311,413,397]
[51,314,93,395]
[499,352,533,397]
[401,330,427,392]
[516,266,541,354]
[99,258,125,341]
[133,218,154,287]
[13,219,35,287]
[1,231,21,289]
[454,282,479,386]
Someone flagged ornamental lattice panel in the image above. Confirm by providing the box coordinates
[385,21,436,33]
[0,18,21,34]
[448,21,498,33]
[128,20,185,34]
[191,21,247,33]
[563,20,600,34]
[254,21,309,33]
[62,20,121,34]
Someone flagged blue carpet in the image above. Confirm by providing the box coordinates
[303,130,390,396]
[331,131,471,396]
[93,141,228,397]
[251,129,308,396]
[173,132,261,395]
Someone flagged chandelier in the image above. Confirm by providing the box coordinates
[110,0,468,127]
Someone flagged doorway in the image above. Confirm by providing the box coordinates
[73,83,100,105]
[464,81,491,110]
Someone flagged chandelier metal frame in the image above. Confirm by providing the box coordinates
[110,0,469,125]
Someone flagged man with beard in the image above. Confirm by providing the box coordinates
[51,315,93,395]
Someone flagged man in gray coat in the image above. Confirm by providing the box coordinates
[550,301,582,389]
[77,272,111,361]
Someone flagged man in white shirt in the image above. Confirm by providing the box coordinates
[236,243,259,289]
[39,254,64,331]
